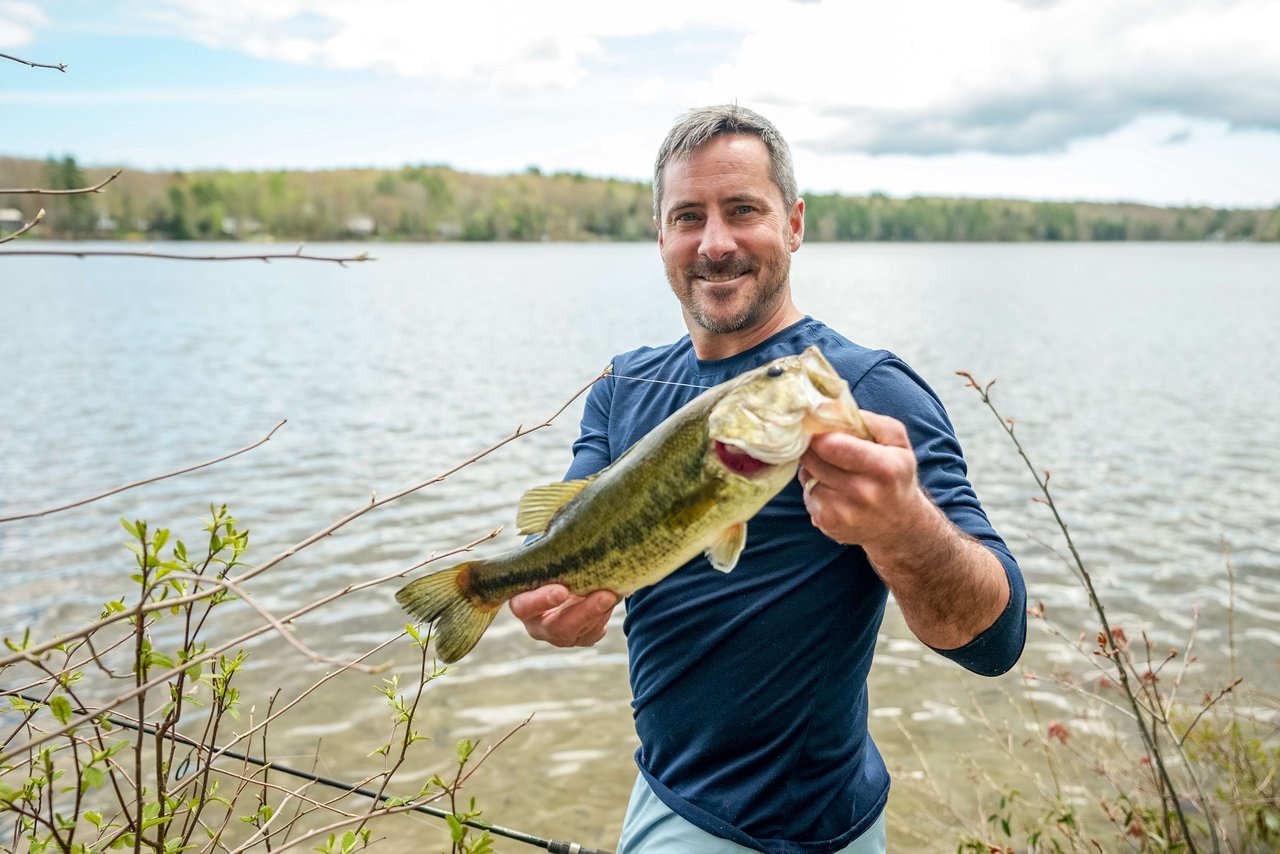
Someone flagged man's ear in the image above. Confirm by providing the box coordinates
[789,198,805,251]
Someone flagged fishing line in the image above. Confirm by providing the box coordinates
[13,693,613,854]
[606,372,710,390]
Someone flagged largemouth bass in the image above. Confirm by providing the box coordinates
[396,345,871,663]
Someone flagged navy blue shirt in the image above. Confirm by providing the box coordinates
[566,318,1026,853]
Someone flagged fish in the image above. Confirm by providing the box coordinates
[396,344,871,663]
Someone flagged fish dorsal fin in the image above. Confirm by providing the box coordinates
[516,477,595,535]
[704,522,747,573]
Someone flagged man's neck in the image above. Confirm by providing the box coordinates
[686,300,805,362]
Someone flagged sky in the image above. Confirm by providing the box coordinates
[2,0,1278,208]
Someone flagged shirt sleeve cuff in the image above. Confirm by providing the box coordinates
[927,546,1027,676]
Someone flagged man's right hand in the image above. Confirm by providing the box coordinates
[508,585,619,648]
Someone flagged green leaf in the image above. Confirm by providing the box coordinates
[82,765,105,791]
[49,695,73,725]
[4,627,31,652]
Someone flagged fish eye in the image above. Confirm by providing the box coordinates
[766,365,785,378]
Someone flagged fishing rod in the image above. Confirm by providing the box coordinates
[12,693,613,854]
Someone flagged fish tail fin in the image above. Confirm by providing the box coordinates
[395,563,499,663]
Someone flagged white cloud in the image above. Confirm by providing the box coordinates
[139,0,752,90]
[120,0,1280,156]
[0,1,47,48]
[694,0,1280,156]
[796,114,1279,207]
[12,1,1280,204]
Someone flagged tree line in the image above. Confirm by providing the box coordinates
[4,154,1277,242]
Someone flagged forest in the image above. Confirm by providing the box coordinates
[3,154,1277,243]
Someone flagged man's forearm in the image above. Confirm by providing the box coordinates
[863,488,1011,651]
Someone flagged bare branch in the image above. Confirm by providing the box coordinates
[0,364,607,668]
[0,247,374,265]
[169,634,406,796]
[457,714,534,788]
[957,370,1211,852]
[0,51,67,72]
[166,572,385,674]
[0,367,608,763]
[0,208,44,244]
[0,168,121,195]
[0,419,287,523]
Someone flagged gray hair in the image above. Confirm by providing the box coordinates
[653,104,798,218]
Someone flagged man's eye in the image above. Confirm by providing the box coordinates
[733,205,755,215]
[674,212,698,223]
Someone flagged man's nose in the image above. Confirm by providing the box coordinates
[698,212,737,259]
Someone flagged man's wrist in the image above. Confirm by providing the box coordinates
[861,486,950,574]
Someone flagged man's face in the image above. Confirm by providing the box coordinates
[657,134,804,338]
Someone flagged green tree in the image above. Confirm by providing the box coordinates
[43,155,96,236]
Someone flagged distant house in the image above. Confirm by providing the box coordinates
[1,207,27,230]
[345,214,375,236]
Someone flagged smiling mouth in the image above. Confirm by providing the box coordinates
[694,270,751,284]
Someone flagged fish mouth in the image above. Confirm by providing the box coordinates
[717,433,807,467]
[713,440,772,475]
[707,346,871,470]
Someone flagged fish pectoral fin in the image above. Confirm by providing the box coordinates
[704,522,747,573]
[516,477,595,535]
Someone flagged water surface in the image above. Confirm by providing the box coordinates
[2,242,1277,849]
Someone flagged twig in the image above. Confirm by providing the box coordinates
[0,420,286,523]
[1,364,607,667]
[0,531,498,777]
[8,551,476,785]
[457,714,534,788]
[0,208,44,244]
[0,168,121,195]
[0,366,608,762]
[0,51,67,72]
[239,717,540,854]
[165,572,384,674]
[956,370,1215,853]
[0,247,374,265]
[1178,678,1245,747]
[167,633,405,801]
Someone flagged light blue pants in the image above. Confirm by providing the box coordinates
[617,774,887,853]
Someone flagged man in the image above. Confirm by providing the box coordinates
[510,105,1026,853]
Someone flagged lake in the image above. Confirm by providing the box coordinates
[2,241,1278,850]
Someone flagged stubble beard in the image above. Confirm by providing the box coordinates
[668,251,791,336]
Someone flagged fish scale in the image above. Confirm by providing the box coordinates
[396,345,869,663]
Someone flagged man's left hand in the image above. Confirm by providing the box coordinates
[797,410,934,551]
[797,409,1011,651]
